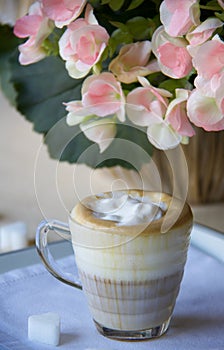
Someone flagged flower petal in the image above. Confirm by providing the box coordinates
[80,118,116,153]
[186,18,223,46]
[187,89,223,128]
[160,0,200,37]
[147,122,181,150]
[42,0,87,28]
[65,60,91,79]
[65,101,87,125]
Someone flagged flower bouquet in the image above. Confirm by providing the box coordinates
[0,0,224,176]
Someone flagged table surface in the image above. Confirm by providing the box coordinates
[0,223,224,350]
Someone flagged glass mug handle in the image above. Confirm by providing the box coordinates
[35,220,82,290]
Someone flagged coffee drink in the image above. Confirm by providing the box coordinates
[69,190,193,338]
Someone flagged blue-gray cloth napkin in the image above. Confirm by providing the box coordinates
[0,245,223,350]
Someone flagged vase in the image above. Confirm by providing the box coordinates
[182,129,224,204]
[102,129,224,205]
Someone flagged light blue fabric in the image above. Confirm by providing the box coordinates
[0,246,223,350]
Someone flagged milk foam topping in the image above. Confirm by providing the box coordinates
[87,192,167,226]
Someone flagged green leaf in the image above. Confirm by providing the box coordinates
[0,56,17,105]
[100,122,153,169]
[92,0,160,37]
[109,21,128,30]
[127,0,145,11]
[109,28,133,53]
[159,78,192,94]
[202,0,222,11]
[215,11,224,21]
[41,28,62,57]
[108,0,125,11]
[9,52,84,133]
[7,46,153,169]
[0,11,157,170]
[89,0,101,5]
[0,25,21,53]
[45,118,93,164]
[126,16,156,40]
[46,119,153,169]
[100,0,125,10]
[0,25,21,105]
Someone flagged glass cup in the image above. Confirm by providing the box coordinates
[36,190,193,341]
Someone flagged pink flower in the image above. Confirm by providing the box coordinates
[188,70,224,132]
[13,1,54,65]
[42,0,87,28]
[165,89,195,137]
[126,77,171,125]
[109,41,159,84]
[59,4,109,78]
[191,35,224,80]
[160,0,200,37]
[187,34,224,128]
[66,73,125,121]
[187,82,224,131]
[186,18,223,47]
[66,100,116,153]
[126,77,181,149]
[81,73,125,121]
[65,72,125,152]
[194,74,222,99]
[152,26,193,79]
[158,43,193,78]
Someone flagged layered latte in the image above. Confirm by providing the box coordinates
[69,190,193,335]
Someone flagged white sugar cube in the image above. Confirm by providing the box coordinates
[28,312,60,346]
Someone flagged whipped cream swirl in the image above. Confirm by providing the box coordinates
[87,192,167,226]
